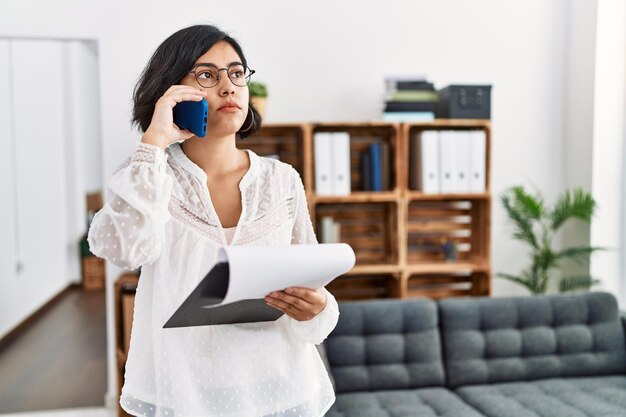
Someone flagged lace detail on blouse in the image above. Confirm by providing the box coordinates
[131,142,168,168]
[168,196,222,244]
[237,197,295,245]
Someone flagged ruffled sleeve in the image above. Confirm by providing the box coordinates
[286,168,340,345]
[87,142,173,269]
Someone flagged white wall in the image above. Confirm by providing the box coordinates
[0,39,70,338]
[0,40,20,338]
[0,38,102,337]
[63,41,103,284]
[590,0,626,305]
[560,0,597,290]
[486,1,569,297]
[623,1,626,308]
[0,0,610,406]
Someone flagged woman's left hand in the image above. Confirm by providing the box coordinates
[265,287,327,321]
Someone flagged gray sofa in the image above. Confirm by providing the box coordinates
[323,291,626,417]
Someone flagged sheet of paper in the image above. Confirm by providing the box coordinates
[213,243,355,307]
[163,243,355,327]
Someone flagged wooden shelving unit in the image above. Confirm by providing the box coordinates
[245,119,492,300]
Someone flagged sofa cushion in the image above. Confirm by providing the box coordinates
[456,375,626,417]
[325,298,445,393]
[439,292,626,387]
[326,388,486,417]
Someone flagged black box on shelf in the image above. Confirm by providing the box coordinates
[436,85,492,119]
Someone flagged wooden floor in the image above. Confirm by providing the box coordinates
[0,287,107,414]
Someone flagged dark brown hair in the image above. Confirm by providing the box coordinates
[131,24,261,139]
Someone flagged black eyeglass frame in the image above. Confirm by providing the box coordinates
[188,63,255,88]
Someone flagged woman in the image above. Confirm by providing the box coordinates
[88,24,338,417]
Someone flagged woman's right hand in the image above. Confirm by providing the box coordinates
[141,85,208,150]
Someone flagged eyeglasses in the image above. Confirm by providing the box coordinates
[188,63,255,88]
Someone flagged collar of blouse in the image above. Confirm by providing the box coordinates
[167,142,260,191]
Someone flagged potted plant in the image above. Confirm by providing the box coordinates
[249,81,268,119]
[497,185,605,294]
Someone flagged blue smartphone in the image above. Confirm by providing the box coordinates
[173,98,208,137]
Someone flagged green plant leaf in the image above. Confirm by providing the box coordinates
[498,185,603,296]
[524,263,550,294]
[511,186,544,220]
[551,188,596,230]
[532,246,559,271]
[496,272,536,293]
[558,275,601,292]
[501,190,539,249]
[496,270,546,294]
[496,272,524,282]
[248,81,268,97]
[556,246,606,265]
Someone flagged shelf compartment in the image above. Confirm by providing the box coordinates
[315,201,398,266]
[406,199,489,265]
[244,124,306,177]
[403,122,491,194]
[312,124,399,193]
[406,270,490,299]
[327,273,399,300]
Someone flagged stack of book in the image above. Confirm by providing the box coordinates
[360,142,391,191]
[409,130,486,194]
[383,76,437,122]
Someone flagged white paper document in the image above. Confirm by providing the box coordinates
[164,243,356,328]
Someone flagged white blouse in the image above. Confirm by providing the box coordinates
[88,142,339,417]
[223,226,236,245]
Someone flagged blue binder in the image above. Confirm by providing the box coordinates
[370,143,382,192]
